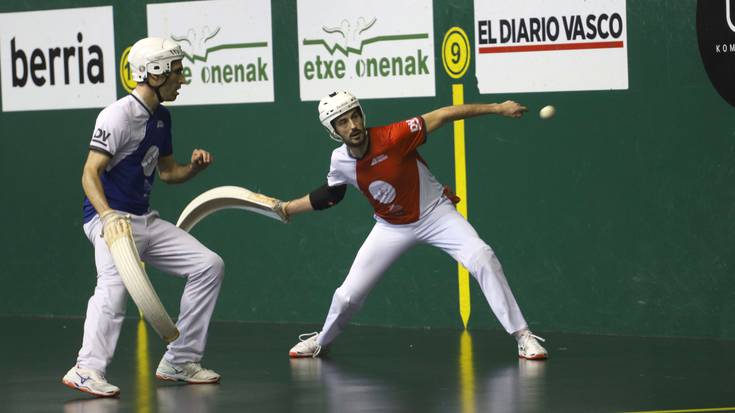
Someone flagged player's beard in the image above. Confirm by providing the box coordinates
[156,75,181,102]
[344,129,366,148]
[163,84,181,102]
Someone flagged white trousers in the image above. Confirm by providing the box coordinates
[77,210,224,373]
[318,199,528,346]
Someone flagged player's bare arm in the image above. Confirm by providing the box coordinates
[81,150,113,216]
[81,150,132,244]
[422,101,528,133]
[158,149,212,184]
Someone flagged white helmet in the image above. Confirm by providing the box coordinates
[318,91,365,142]
[128,37,184,82]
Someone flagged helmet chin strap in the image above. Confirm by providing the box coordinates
[146,73,171,103]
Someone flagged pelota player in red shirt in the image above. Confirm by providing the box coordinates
[279,91,547,360]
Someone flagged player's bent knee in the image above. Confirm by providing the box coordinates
[333,287,363,312]
[466,245,501,276]
[190,251,225,283]
[204,252,225,281]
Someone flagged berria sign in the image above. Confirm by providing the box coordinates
[0,6,116,112]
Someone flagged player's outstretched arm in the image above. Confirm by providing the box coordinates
[158,149,213,184]
[422,100,527,134]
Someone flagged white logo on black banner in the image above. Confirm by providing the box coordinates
[697,0,735,107]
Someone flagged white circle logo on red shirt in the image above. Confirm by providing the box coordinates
[368,180,396,204]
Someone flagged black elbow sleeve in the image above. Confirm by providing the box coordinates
[309,183,346,210]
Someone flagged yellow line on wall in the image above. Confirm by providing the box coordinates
[453,83,471,328]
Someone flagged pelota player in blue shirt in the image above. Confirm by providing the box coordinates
[63,37,224,397]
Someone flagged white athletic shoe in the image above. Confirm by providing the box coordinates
[289,332,323,358]
[517,331,549,360]
[155,358,221,384]
[62,365,120,397]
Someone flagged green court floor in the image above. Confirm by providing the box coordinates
[0,317,733,413]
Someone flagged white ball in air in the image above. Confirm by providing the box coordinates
[539,105,556,120]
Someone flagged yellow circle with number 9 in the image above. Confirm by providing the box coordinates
[442,27,470,79]
[119,46,137,93]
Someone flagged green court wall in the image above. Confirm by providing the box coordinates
[1,0,733,340]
